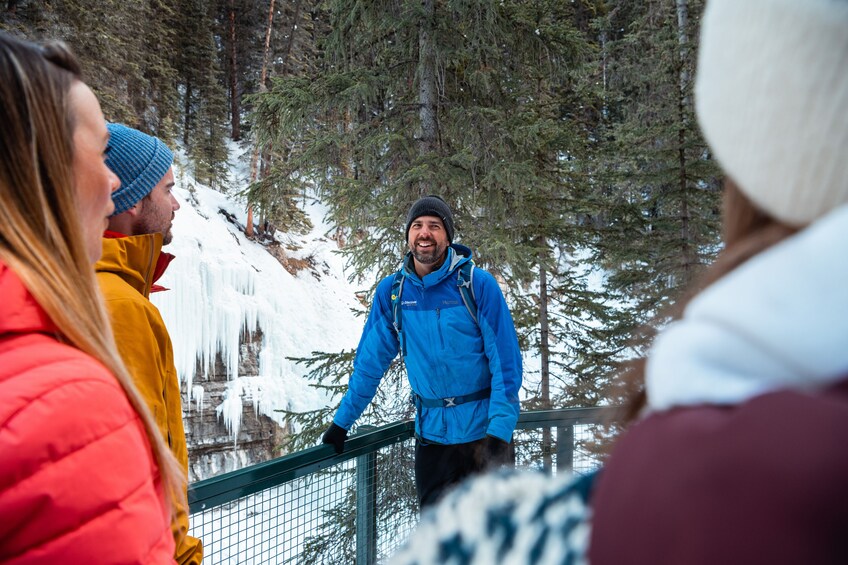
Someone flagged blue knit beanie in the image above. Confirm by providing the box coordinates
[405,195,455,243]
[106,123,174,216]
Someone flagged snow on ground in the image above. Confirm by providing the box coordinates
[151,147,365,437]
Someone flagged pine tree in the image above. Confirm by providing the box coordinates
[249,2,609,552]
[214,0,270,142]
[238,0,322,236]
[174,0,230,188]
[592,0,722,332]
[1,0,180,136]
[253,0,629,476]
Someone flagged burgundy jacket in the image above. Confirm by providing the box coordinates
[590,379,848,565]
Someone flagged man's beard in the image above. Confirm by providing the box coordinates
[411,238,447,265]
[137,210,174,246]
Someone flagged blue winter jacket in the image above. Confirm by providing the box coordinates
[334,244,522,444]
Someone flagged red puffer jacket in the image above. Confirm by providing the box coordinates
[0,263,175,564]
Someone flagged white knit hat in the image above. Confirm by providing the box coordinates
[695,0,848,226]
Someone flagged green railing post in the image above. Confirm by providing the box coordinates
[557,424,574,474]
[356,426,377,565]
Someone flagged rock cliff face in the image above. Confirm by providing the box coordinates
[182,328,289,483]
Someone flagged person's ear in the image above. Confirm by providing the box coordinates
[124,200,143,217]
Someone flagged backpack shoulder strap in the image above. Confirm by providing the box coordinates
[456,261,478,324]
[390,271,406,355]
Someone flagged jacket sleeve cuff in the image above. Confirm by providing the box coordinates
[485,426,512,443]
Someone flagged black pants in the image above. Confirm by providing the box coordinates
[414,437,514,509]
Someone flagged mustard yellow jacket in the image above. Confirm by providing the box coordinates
[96,233,203,565]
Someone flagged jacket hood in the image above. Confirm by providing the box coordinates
[96,232,173,297]
[646,203,848,412]
[0,262,58,337]
[401,243,473,287]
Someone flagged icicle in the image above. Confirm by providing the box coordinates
[192,385,205,412]
[217,378,243,446]
[152,171,365,443]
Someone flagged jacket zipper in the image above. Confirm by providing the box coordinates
[142,236,156,297]
[436,308,446,349]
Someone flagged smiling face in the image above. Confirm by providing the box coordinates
[407,215,449,276]
[69,81,120,263]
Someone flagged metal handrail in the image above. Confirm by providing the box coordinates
[515,406,612,428]
[189,420,415,512]
[188,407,614,513]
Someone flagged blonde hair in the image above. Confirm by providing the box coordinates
[0,32,184,513]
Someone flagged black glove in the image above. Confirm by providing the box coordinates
[485,435,510,464]
[322,422,348,454]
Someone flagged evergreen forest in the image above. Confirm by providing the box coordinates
[2,0,722,442]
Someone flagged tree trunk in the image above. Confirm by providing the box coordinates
[246,0,276,238]
[228,0,241,141]
[676,0,691,114]
[280,0,303,76]
[600,29,608,121]
[538,240,552,470]
[676,0,692,282]
[417,0,438,194]
[183,78,192,146]
[258,0,275,88]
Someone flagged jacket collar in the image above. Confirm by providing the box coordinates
[0,262,59,337]
[96,231,175,297]
[646,203,848,412]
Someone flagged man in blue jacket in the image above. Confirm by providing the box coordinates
[322,195,523,508]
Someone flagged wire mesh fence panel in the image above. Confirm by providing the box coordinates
[374,438,418,561]
[190,460,356,564]
[514,426,553,471]
[571,423,608,476]
[189,408,614,564]
[513,423,608,476]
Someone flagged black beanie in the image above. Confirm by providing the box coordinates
[405,195,455,243]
